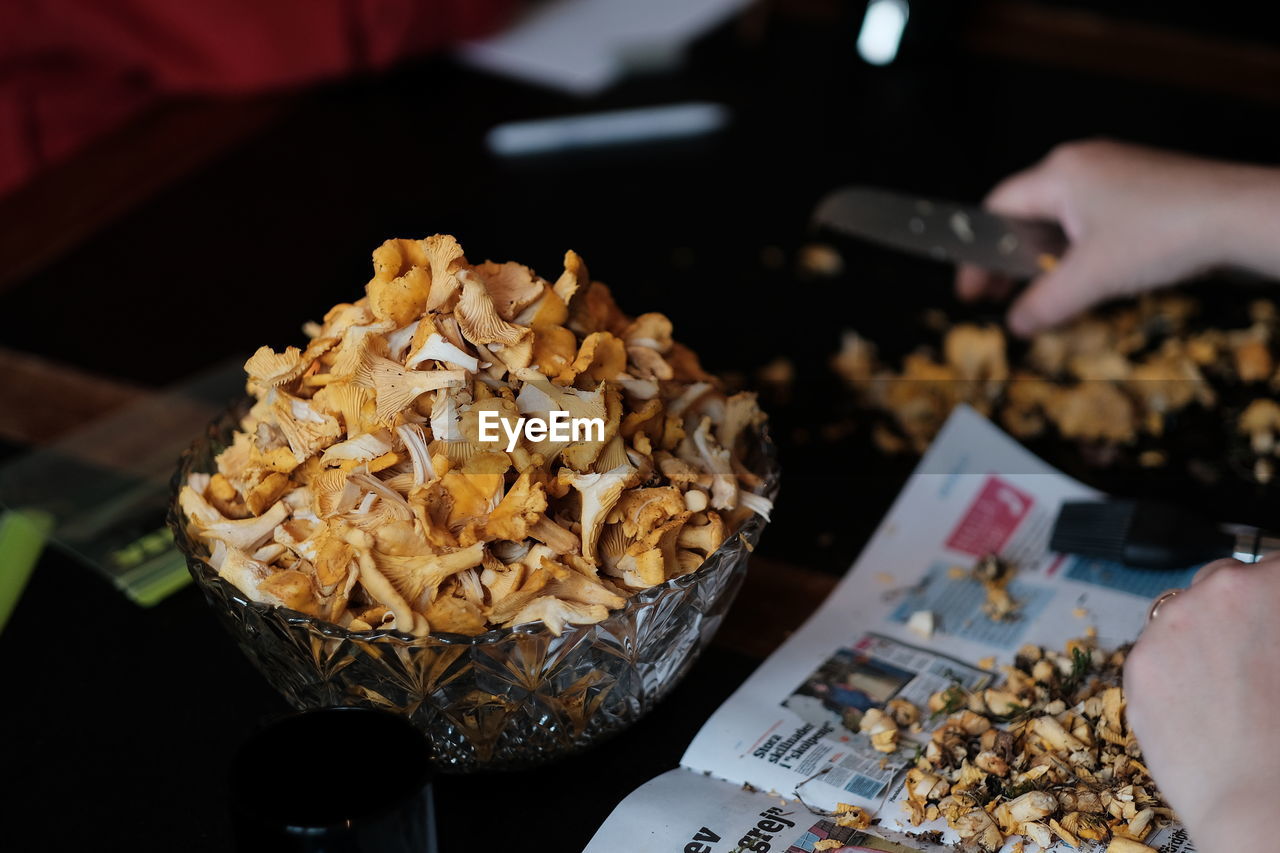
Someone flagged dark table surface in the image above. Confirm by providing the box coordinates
[0,537,760,851]
[4,7,1280,851]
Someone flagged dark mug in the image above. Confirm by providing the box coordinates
[229,707,437,852]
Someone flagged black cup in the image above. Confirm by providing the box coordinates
[229,707,437,853]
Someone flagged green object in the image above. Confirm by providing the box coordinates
[112,527,191,607]
[0,509,54,632]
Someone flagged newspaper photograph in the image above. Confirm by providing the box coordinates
[587,405,1199,853]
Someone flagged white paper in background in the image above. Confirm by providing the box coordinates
[458,0,752,95]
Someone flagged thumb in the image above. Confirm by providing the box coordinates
[1006,248,1118,337]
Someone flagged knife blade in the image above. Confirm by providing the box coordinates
[812,186,1068,278]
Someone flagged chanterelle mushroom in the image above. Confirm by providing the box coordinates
[566,464,635,562]
[832,291,1254,469]
[181,235,773,636]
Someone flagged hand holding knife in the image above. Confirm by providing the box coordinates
[811,186,1068,279]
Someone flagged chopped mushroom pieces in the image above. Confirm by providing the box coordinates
[181,236,771,636]
[833,292,1280,482]
[833,803,872,830]
[972,554,1020,622]
[870,637,1176,851]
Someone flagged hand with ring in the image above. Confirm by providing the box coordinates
[1125,553,1280,852]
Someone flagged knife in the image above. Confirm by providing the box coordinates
[812,186,1069,278]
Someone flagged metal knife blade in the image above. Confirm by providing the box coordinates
[812,186,1068,278]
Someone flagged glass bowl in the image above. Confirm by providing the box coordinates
[169,401,778,772]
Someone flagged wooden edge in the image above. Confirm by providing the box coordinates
[961,0,1280,104]
[0,347,151,446]
[715,554,838,660]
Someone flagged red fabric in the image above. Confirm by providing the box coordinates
[0,0,514,196]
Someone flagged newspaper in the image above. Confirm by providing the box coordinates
[585,405,1199,853]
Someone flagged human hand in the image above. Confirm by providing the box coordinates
[1124,555,1280,852]
[957,139,1280,336]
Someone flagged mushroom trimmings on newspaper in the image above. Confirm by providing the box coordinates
[851,637,1171,852]
[179,235,772,637]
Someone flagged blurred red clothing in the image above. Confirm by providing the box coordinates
[0,0,514,196]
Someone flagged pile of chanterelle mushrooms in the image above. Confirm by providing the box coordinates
[835,292,1280,483]
[179,236,772,637]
